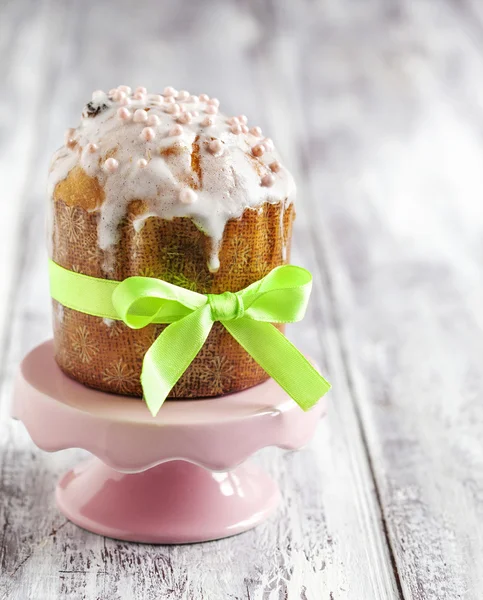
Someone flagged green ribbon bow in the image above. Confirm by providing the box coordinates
[49,259,331,416]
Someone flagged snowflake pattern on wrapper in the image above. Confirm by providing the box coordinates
[58,205,85,243]
[103,318,123,338]
[198,354,235,396]
[102,359,138,394]
[70,325,99,364]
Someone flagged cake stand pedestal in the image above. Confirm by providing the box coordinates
[12,341,326,544]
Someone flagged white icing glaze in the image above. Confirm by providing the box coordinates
[48,87,296,272]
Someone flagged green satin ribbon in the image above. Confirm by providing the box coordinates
[49,259,331,416]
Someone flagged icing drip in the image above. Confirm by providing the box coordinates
[48,87,296,272]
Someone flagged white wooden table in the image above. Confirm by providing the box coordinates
[1,0,483,598]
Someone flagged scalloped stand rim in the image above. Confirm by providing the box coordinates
[12,340,325,544]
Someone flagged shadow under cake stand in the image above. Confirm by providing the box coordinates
[12,340,326,544]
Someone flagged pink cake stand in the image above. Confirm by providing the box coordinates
[12,340,326,544]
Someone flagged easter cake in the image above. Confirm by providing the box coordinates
[48,85,295,398]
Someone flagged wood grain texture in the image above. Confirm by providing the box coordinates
[1,0,482,597]
[292,1,483,598]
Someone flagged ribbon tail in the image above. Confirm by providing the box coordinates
[142,304,213,416]
[224,319,331,411]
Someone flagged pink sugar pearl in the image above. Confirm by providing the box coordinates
[177,90,190,101]
[189,95,199,103]
[238,115,248,124]
[178,112,192,124]
[117,107,131,120]
[252,144,265,157]
[103,158,119,173]
[135,86,147,95]
[150,94,163,104]
[250,126,262,137]
[119,97,131,106]
[169,124,183,136]
[118,85,132,94]
[133,109,148,123]
[199,93,209,102]
[208,139,224,156]
[205,104,218,115]
[269,160,281,173]
[208,97,220,107]
[147,114,160,126]
[86,143,98,153]
[138,158,148,168]
[112,90,126,102]
[231,124,242,134]
[241,124,249,134]
[141,127,156,141]
[261,173,275,187]
[179,188,198,204]
[202,116,214,127]
[133,91,146,101]
[262,138,274,151]
[163,86,177,97]
[167,103,181,115]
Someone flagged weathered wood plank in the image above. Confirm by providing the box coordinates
[249,4,401,598]
[296,0,483,598]
[0,0,63,359]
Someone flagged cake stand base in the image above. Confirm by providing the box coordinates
[13,340,326,544]
[57,458,279,543]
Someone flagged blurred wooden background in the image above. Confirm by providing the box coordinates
[2,0,483,598]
